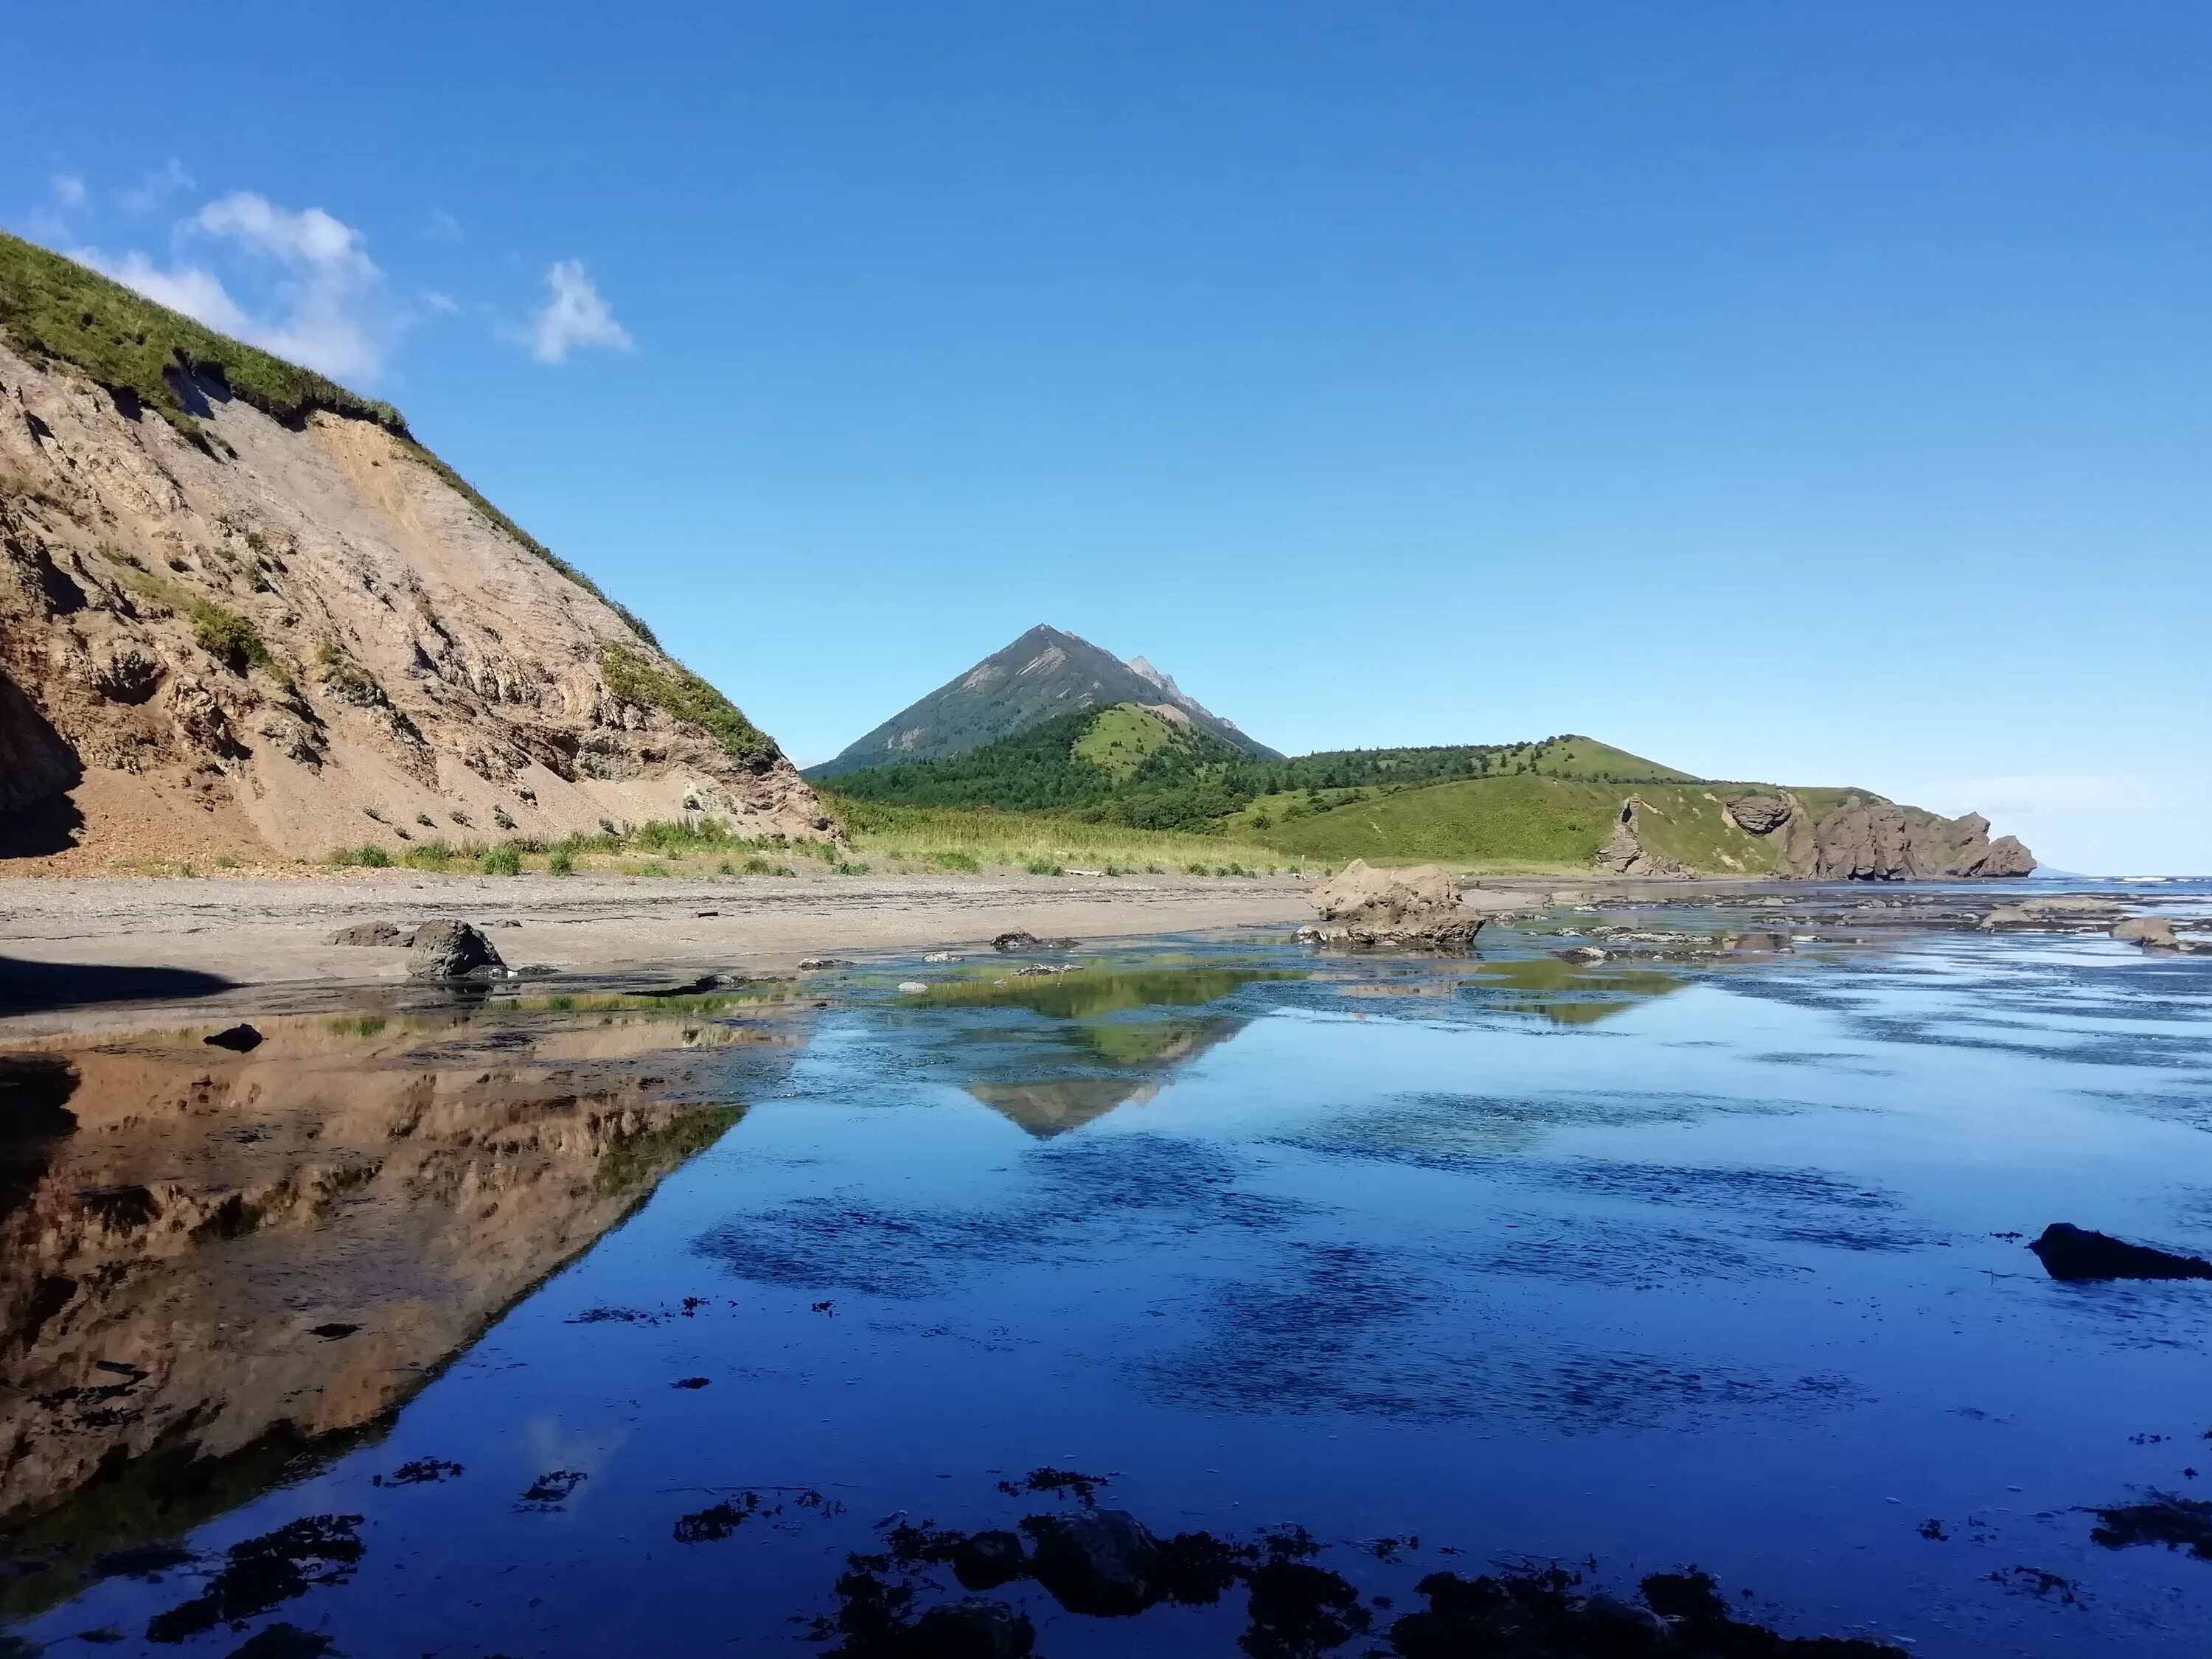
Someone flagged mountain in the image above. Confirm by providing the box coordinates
[804,624,1279,779]
[0,232,827,866]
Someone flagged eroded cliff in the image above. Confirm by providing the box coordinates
[0,233,827,867]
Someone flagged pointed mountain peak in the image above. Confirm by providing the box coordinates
[807,626,1278,777]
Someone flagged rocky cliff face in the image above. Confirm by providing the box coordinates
[1597,787,2033,881]
[0,241,826,866]
[1797,800,2034,881]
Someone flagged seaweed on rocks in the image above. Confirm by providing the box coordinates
[142,1515,364,1643]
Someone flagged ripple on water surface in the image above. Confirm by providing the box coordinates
[2,924,2211,1656]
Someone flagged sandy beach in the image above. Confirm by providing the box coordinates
[0,869,1340,1034]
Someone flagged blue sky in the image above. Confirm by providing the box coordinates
[8,3,2208,872]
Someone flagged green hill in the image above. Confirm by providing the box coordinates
[1247,776,1795,874]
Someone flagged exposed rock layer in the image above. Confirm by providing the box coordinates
[0,335,825,864]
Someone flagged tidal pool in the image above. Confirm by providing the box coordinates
[4,916,2212,1656]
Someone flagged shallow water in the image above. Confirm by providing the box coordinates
[5,910,2212,1655]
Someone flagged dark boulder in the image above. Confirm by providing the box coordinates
[992,932,1078,953]
[2028,1222,2212,1282]
[906,1599,1034,1658]
[406,921,504,981]
[203,1025,263,1053]
[950,1530,1029,1591]
[1020,1509,1165,1615]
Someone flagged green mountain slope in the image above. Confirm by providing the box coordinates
[1249,776,1793,874]
[805,625,1278,776]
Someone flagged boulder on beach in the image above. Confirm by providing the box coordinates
[2028,1222,2212,1282]
[406,921,505,981]
[1301,860,1484,952]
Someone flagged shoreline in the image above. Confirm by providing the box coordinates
[0,869,2132,1041]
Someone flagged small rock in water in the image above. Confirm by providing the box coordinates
[952,1529,1029,1591]
[1022,1509,1166,1615]
[898,982,931,994]
[798,957,852,970]
[2028,1222,2212,1281]
[992,931,1079,953]
[641,974,726,997]
[203,1024,263,1053]
[908,1599,1035,1658]
[2112,916,2179,949]
[924,950,959,963]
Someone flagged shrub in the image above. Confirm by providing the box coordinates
[188,601,273,676]
[740,855,776,874]
[403,840,453,869]
[934,851,981,872]
[598,644,778,767]
[1025,858,1063,875]
[548,845,575,876]
[330,844,392,869]
[480,844,521,876]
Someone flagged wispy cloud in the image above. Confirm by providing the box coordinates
[121,158,194,215]
[76,191,394,381]
[527,260,633,364]
[426,207,464,242]
[49,173,86,210]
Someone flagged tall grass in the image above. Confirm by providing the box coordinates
[830,798,1279,870]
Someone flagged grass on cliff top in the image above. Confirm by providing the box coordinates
[599,644,779,768]
[0,229,401,439]
[0,229,665,649]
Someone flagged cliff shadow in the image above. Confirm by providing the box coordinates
[0,666,84,859]
[0,956,233,1015]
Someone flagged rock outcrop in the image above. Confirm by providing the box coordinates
[1800,801,2033,881]
[0,234,828,866]
[1593,798,1692,878]
[1299,860,1484,950]
[1724,795,1791,836]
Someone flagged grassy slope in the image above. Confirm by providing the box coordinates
[1074,703,1186,778]
[0,231,793,762]
[1251,776,1798,873]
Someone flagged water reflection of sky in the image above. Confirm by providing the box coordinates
[5,929,2212,1656]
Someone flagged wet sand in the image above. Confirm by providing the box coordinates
[0,871,1329,1034]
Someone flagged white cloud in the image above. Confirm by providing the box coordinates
[77,191,393,382]
[426,207,464,242]
[527,260,633,364]
[50,173,86,209]
[420,288,461,315]
[121,158,194,214]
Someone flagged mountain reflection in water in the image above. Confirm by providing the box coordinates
[911,961,1297,1136]
[0,1008,800,1621]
